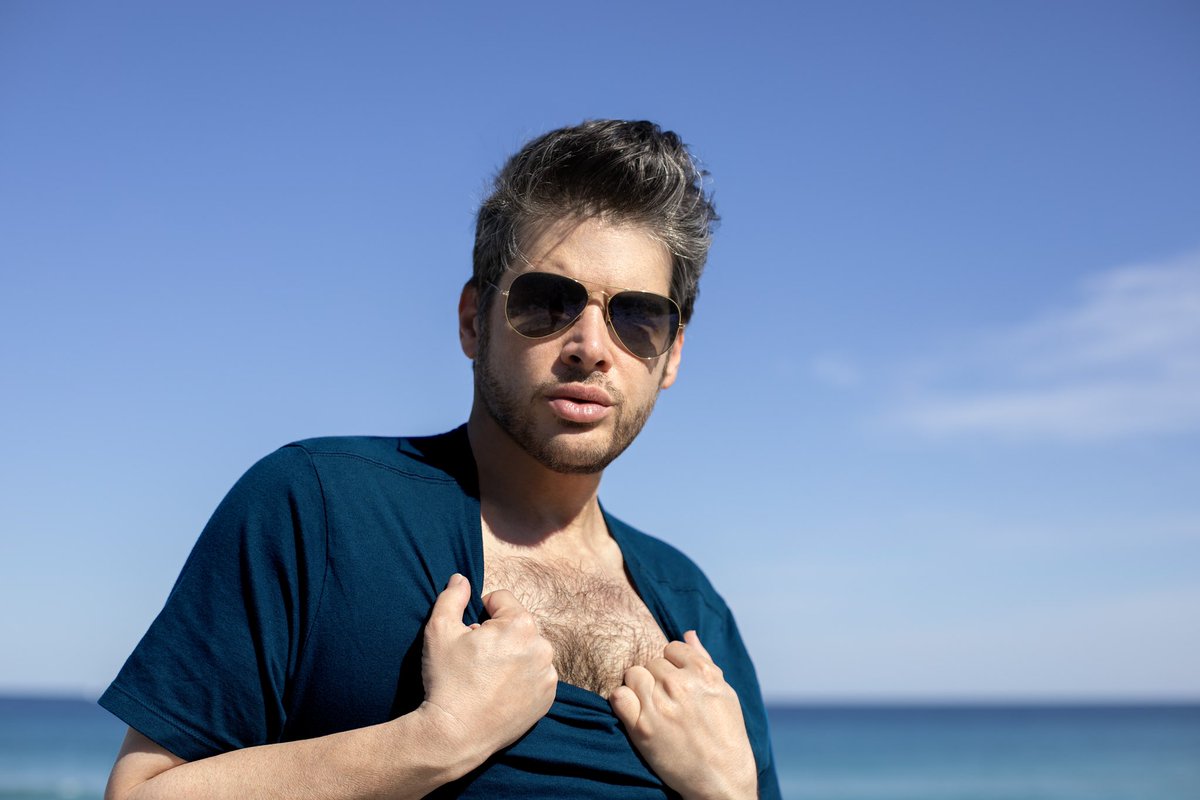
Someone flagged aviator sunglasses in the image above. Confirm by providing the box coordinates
[491,268,683,359]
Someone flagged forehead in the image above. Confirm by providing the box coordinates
[518,216,673,295]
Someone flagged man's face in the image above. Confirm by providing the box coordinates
[467,217,683,474]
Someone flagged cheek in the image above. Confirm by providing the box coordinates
[479,309,520,360]
[488,334,551,384]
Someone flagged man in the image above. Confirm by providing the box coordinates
[101,120,780,799]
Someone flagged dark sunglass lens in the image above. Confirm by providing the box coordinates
[609,292,679,358]
[505,273,587,337]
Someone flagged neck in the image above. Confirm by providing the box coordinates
[467,401,608,551]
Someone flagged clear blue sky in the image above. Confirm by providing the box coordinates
[2,0,1197,701]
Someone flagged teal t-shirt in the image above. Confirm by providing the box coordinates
[100,426,780,798]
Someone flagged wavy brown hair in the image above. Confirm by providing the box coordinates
[471,120,718,324]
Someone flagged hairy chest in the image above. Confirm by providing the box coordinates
[483,555,669,697]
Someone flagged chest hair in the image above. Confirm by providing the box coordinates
[484,556,669,697]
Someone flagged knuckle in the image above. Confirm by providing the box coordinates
[701,679,735,703]
[662,673,687,696]
[536,638,555,661]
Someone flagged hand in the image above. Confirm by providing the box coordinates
[419,574,557,763]
[610,631,757,800]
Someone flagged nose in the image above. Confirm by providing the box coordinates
[559,296,613,373]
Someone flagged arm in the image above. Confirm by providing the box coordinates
[105,710,471,800]
[106,575,557,800]
[609,631,758,800]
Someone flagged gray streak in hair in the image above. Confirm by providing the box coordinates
[471,119,718,325]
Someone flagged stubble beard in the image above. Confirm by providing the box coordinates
[475,325,660,475]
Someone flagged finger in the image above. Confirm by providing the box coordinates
[481,588,527,619]
[622,664,656,700]
[427,573,471,631]
[684,629,714,661]
[636,657,676,688]
[662,639,703,669]
[609,685,642,727]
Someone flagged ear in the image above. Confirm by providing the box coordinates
[458,282,481,360]
[658,326,685,389]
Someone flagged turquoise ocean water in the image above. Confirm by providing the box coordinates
[1,697,1198,799]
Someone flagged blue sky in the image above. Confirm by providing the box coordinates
[1,0,1197,701]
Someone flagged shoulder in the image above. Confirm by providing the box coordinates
[215,427,472,524]
[275,426,472,486]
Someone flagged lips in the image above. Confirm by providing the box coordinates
[546,384,614,406]
[545,384,614,423]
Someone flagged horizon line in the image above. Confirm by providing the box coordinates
[3,688,1198,708]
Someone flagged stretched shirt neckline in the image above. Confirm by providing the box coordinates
[442,423,685,707]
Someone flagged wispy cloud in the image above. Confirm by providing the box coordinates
[892,251,1200,440]
[809,353,862,389]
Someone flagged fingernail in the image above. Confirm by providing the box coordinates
[449,573,466,587]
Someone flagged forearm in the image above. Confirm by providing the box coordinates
[109,704,485,800]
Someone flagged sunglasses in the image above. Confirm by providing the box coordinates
[492,270,683,359]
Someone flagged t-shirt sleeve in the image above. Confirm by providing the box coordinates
[98,444,328,761]
[712,605,782,800]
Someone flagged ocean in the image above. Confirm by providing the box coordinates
[770,704,1200,800]
[1,697,1198,799]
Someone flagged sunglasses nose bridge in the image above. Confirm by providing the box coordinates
[592,288,614,319]
[590,290,626,346]
[572,290,612,334]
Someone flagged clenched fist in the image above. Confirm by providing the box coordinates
[419,574,558,765]
[610,631,757,800]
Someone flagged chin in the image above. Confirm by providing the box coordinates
[527,430,627,475]
[474,350,650,475]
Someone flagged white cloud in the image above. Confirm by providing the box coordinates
[893,251,1200,440]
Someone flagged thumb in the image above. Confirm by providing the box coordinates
[481,588,526,619]
[609,685,641,728]
[428,573,472,632]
